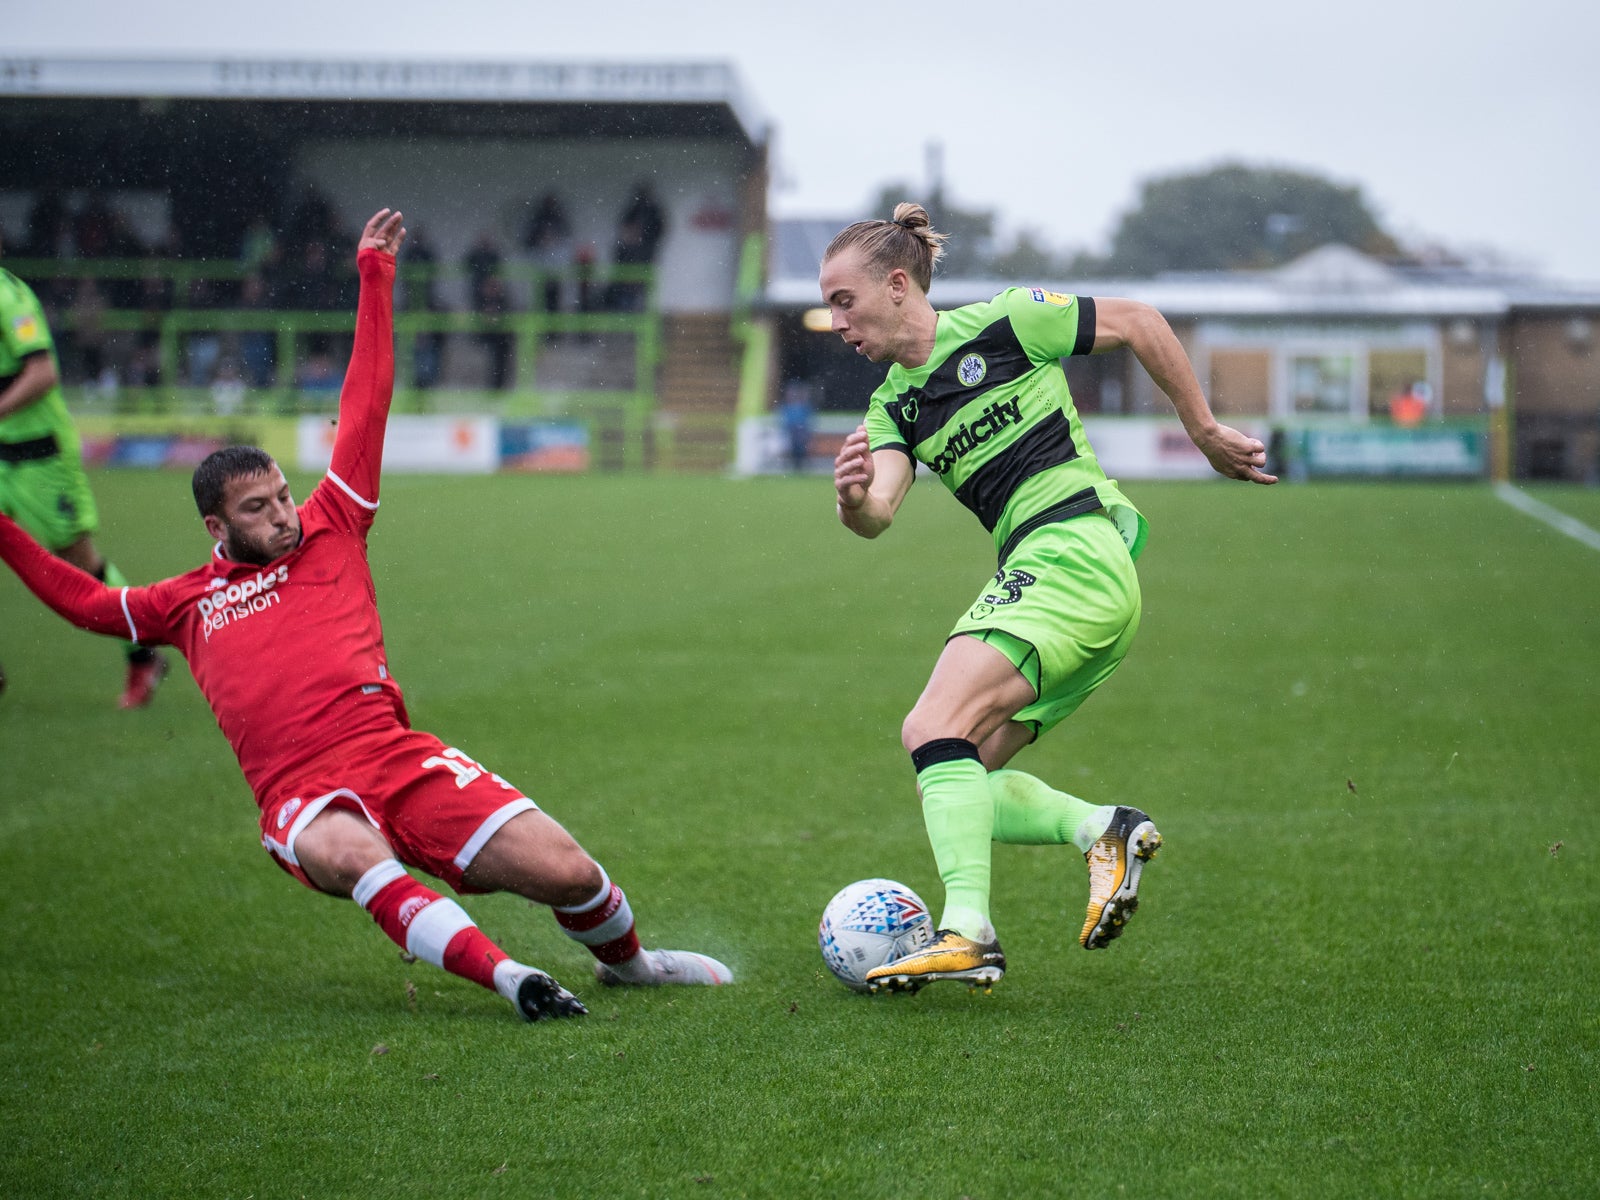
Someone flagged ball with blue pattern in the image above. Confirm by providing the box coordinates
[818,878,935,992]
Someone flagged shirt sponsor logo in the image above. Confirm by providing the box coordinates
[197,564,290,641]
[1029,288,1075,308]
[957,353,988,386]
[927,396,1024,475]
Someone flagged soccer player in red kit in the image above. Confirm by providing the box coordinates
[0,209,731,1022]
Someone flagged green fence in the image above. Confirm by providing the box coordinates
[12,257,660,421]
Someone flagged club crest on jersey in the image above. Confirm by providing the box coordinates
[1029,288,1075,308]
[11,314,39,341]
[957,353,988,386]
[276,797,302,830]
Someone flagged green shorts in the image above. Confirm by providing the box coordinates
[949,511,1141,738]
[0,449,100,552]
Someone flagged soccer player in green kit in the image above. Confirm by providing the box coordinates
[822,203,1275,992]
[0,240,167,706]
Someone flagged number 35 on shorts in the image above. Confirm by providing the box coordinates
[420,746,513,791]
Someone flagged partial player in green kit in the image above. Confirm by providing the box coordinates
[0,239,167,706]
[821,203,1275,993]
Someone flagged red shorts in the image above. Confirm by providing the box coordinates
[258,729,540,893]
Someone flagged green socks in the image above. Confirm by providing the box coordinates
[989,768,1112,854]
[912,742,1118,938]
[914,744,995,941]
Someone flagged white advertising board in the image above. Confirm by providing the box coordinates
[297,415,499,474]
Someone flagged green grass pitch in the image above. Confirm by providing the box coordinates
[1,472,1597,1198]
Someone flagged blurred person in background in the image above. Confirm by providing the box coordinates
[401,225,445,389]
[522,192,572,322]
[823,203,1274,993]
[0,231,168,707]
[465,234,513,390]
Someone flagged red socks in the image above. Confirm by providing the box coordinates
[354,860,505,990]
[553,869,642,965]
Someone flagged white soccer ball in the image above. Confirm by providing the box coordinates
[818,878,934,992]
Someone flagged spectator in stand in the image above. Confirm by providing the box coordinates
[297,334,343,399]
[73,192,117,259]
[522,192,572,320]
[607,184,667,313]
[68,279,110,383]
[239,212,278,276]
[184,278,224,387]
[105,211,145,259]
[280,240,349,313]
[402,225,445,389]
[24,191,68,259]
[574,242,599,317]
[285,184,338,251]
[464,234,503,310]
[237,274,278,389]
[779,380,815,473]
[465,235,514,390]
[619,182,667,262]
[476,275,515,391]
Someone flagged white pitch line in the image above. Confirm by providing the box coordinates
[1494,482,1600,554]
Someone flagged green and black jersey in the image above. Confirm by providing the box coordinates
[864,287,1147,563]
[0,267,76,448]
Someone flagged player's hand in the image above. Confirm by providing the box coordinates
[1194,421,1277,485]
[834,425,875,509]
[359,209,407,257]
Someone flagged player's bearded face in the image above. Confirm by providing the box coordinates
[207,467,301,565]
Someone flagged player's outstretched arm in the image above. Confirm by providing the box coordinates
[327,209,406,507]
[1092,297,1276,485]
[834,425,914,538]
[0,513,145,640]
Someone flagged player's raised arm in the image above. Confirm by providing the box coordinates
[0,513,153,642]
[1091,296,1276,485]
[327,209,406,507]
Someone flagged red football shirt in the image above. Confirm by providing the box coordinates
[0,248,410,803]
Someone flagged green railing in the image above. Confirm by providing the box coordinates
[15,259,663,467]
[5,257,654,295]
[730,231,772,422]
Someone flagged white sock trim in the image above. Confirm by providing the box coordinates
[405,898,474,968]
[561,895,635,948]
[352,859,408,910]
[553,867,612,915]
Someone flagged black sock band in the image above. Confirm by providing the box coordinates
[910,738,982,774]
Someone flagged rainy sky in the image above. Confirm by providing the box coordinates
[10,0,1599,281]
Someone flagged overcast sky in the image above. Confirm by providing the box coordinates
[10,0,1598,281]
